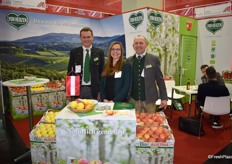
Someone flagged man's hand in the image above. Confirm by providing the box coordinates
[160,100,168,110]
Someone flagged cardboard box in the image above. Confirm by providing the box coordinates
[30,122,57,164]
[135,147,174,164]
[9,89,65,120]
[30,142,57,164]
[29,122,56,142]
[135,112,175,164]
[135,128,175,164]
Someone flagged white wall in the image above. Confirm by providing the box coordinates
[196,16,232,84]
[122,0,162,13]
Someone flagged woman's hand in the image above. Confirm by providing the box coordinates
[103,99,113,103]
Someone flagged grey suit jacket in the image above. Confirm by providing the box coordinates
[127,53,168,103]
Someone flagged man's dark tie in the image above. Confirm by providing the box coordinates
[84,49,90,83]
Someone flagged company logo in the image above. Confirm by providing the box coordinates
[6,13,29,30]
[37,2,45,8]
[211,54,215,59]
[148,11,163,28]
[129,11,144,29]
[205,19,224,34]
[223,6,231,12]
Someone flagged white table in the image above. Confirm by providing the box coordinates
[2,78,49,162]
[171,85,198,117]
[3,78,50,130]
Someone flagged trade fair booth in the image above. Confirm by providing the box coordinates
[0,3,232,164]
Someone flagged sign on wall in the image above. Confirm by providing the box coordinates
[0,0,46,10]
[196,16,232,83]
[195,2,231,18]
[123,9,148,58]
[0,9,125,82]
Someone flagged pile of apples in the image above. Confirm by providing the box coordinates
[135,112,172,143]
[69,99,95,112]
[136,112,166,126]
[17,106,28,110]
[34,122,56,138]
[45,81,64,89]
[136,125,172,142]
[10,87,26,93]
[31,84,46,92]
[43,110,60,123]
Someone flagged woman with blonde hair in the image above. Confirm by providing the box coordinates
[100,41,131,102]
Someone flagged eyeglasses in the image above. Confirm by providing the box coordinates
[111,48,121,52]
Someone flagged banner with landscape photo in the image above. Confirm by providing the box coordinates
[0,9,125,81]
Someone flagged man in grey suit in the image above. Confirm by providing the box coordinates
[127,35,168,113]
[67,27,105,100]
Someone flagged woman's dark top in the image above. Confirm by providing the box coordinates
[105,75,115,100]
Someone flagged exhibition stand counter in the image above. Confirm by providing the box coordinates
[30,102,175,164]
[55,103,137,164]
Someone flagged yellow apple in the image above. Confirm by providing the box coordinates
[70,101,78,109]
[76,102,85,110]
[87,100,94,106]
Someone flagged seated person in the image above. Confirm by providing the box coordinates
[197,66,230,128]
[200,64,225,85]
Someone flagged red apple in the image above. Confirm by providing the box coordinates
[78,158,89,164]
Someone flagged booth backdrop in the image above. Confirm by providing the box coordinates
[0,8,199,85]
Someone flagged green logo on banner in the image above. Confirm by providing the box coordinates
[148,11,163,28]
[129,11,144,29]
[6,13,29,30]
[205,19,224,34]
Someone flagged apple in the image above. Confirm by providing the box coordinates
[151,134,158,139]
[147,118,153,124]
[76,102,85,110]
[136,132,143,139]
[70,101,78,109]
[163,129,171,137]
[90,160,102,164]
[78,158,89,164]
[143,134,150,140]
[147,113,153,118]
[148,138,156,142]
[151,121,159,126]
[84,103,94,110]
